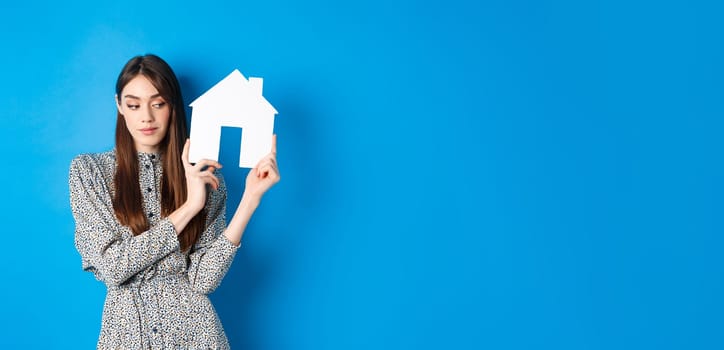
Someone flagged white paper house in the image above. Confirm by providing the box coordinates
[188,69,277,168]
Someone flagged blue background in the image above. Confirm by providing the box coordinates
[0,0,722,349]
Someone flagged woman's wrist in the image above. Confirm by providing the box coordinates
[185,199,205,214]
[239,193,261,212]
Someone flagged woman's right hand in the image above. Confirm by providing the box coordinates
[181,139,223,213]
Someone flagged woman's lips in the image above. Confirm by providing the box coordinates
[140,127,158,135]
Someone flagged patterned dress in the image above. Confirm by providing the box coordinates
[69,150,239,349]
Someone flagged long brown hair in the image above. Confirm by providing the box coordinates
[113,54,206,251]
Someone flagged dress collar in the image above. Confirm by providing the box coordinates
[137,151,162,164]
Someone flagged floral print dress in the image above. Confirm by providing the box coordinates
[69,150,238,349]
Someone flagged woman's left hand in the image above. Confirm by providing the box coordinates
[244,134,281,199]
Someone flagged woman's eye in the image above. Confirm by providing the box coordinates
[152,102,166,109]
[126,104,139,110]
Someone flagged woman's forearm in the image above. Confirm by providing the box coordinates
[168,202,203,235]
[224,194,261,246]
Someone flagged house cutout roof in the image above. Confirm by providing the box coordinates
[189,69,277,115]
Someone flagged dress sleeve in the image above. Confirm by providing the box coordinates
[69,155,181,287]
[186,172,239,295]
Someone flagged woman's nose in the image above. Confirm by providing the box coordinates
[142,107,155,122]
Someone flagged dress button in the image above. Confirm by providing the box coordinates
[147,187,152,193]
[148,212,154,218]
[152,327,157,333]
[145,164,150,169]
[150,154,156,159]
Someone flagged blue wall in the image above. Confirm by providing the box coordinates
[1,0,722,348]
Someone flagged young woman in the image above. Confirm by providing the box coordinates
[69,54,280,349]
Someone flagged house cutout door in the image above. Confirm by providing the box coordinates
[218,126,243,168]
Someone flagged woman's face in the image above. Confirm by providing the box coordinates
[116,75,171,153]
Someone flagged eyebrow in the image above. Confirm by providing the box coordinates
[123,93,162,100]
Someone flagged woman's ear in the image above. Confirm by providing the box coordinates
[115,94,123,116]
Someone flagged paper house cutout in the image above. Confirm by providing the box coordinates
[188,69,277,168]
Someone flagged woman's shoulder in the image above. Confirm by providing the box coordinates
[69,150,116,177]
